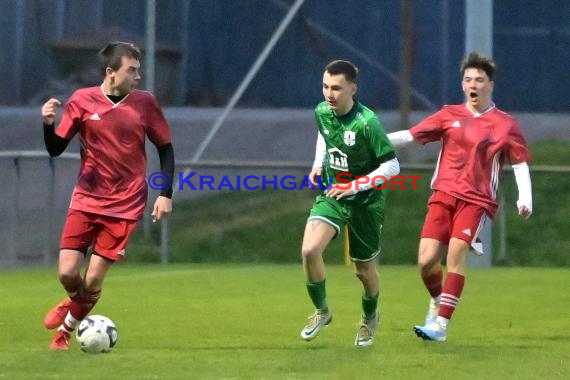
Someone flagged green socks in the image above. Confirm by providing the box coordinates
[307,281,378,318]
[306,280,328,311]
[362,292,379,320]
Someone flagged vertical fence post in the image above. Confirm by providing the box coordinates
[399,0,413,130]
[160,218,170,264]
[55,0,66,39]
[498,189,508,263]
[143,0,157,240]
[440,0,450,104]
[14,0,26,103]
[9,158,21,268]
[465,0,493,267]
[45,158,56,266]
[179,0,191,105]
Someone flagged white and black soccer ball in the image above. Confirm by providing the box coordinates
[76,315,118,354]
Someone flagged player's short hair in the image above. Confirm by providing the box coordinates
[325,60,359,83]
[98,42,142,76]
[461,52,496,81]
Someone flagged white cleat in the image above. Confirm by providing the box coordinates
[413,321,447,342]
[301,309,332,341]
[355,313,379,347]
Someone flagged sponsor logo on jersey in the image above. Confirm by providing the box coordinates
[461,228,471,237]
[328,147,348,171]
[117,249,125,256]
[344,131,356,146]
[323,129,329,135]
[89,113,101,121]
[451,120,461,128]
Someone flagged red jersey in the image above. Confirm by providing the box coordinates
[56,86,171,220]
[410,104,531,218]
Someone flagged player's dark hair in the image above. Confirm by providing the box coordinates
[98,42,141,76]
[461,52,496,81]
[325,60,359,83]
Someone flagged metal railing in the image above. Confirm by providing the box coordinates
[2,151,569,268]
[0,151,79,268]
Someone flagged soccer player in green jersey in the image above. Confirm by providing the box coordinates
[300,60,400,347]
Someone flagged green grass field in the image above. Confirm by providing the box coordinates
[1,264,568,379]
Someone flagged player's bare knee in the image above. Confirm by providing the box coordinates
[354,269,367,282]
[354,263,375,283]
[418,255,440,275]
[301,245,323,261]
[418,248,441,271]
[58,272,80,287]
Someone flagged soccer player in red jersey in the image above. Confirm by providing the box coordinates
[388,52,533,341]
[41,42,174,350]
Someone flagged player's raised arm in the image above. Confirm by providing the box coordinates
[41,98,71,157]
[41,98,61,125]
[387,130,415,147]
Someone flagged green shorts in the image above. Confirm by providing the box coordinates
[308,194,385,262]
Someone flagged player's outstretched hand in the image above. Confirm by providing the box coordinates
[518,205,532,219]
[308,167,322,187]
[325,184,355,200]
[152,196,172,223]
[41,98,61,125]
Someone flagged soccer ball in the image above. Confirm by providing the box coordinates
[76,315,118,354]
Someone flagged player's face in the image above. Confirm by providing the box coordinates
[110,56,141,95]
[322,71,356,116]
[462,68,494,112]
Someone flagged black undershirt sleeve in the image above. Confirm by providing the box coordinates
[157,143,175,198]
[43,123,70,157]
[378,150,397,164]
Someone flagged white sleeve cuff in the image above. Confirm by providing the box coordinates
[312,132,326,168]
[387,130,414,147]
[352,158,401,193]
[512,162,532,212]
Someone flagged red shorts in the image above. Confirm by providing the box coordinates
[420,191,487,246]
[60,209,138,261]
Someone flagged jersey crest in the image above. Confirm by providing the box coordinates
[344,131,356,146]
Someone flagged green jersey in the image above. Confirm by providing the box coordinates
[314,101,395,203]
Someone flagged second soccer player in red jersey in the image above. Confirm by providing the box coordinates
[41,42,174,350]
[388,52,533,341]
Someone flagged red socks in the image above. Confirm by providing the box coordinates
[70,288,101,321]
[439,272,465,320]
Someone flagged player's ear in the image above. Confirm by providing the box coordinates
[352,83,358,96]
[105,66,115,78]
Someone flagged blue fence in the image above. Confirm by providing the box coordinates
[1,0,568,110]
